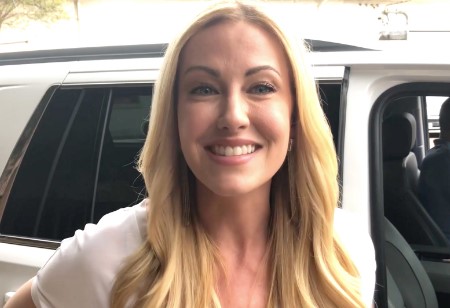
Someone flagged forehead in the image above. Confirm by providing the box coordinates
[178,20,289,71]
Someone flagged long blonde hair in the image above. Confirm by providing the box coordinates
[111,1,363,307]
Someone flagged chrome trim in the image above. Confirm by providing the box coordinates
[60,81,152,88]
[0,234,60,249]
[0,44,168,66]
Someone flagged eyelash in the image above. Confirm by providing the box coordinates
[189,82,277,96]
[249,82,276,94]
[190,85,218,96]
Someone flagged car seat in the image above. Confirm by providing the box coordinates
[385,218,438,308]
[382,112,449,247]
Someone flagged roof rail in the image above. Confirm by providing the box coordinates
[0,40,373,66]
[0,44,168,66]
[305,39,375,52]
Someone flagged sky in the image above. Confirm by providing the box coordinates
[1,0,450,52]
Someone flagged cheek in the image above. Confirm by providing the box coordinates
[177,103,211,149]
[253,104,292,144]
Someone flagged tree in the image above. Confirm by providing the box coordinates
[0,0,68,31]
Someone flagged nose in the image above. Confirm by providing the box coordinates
[217,92,250,131]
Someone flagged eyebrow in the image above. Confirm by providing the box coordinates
[183,65,281,78]
[245,65,281,77]
[183,65,220,77]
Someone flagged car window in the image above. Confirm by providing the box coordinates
[426,96,447,147]
[319,83,342,151]
[108,88,150,142]
[93,87,150,222]
[380,92,449,247]
[0,85,152,241]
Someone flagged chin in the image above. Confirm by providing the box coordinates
[208,185,251,198]
[199,177,271,199]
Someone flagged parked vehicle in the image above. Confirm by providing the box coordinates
[1,43,450,307]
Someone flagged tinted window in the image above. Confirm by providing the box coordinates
[319,83,342,150]
[93,87,150,222]
[0,85,152,241]
[426,96,447,145]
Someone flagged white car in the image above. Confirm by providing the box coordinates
[1,43,450,308]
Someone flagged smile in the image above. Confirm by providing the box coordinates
[211,145,257,156]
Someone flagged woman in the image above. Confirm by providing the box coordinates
[6,1,375,307]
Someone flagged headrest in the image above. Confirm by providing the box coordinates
[383,113,417,160]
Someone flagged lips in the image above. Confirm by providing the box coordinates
[210,144,257,156]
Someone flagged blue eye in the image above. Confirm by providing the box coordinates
[191,86,218,96]
[250,83,276,94]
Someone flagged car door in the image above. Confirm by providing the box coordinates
[339,56,450,307]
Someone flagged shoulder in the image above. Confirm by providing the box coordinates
[424,143,450,162]
[62,200,148,260]
[334,208,376,308]
[420,144,450,173]
[31,200,148,307]
[86,200,148,245]
[46,199,148,272]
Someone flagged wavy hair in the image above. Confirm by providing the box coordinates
[111,1,363,307]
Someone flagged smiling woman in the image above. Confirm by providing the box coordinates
[5,1,375,308]
[177,20,292,199]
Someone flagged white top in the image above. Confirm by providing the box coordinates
[31,200,376,308]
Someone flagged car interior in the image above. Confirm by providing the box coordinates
[376,87,450,307]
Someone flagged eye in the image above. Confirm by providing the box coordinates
[190,85,218,96]
[249,82,276,95]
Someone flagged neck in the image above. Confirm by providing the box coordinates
[195,182,271,308]
[196,182,270,256]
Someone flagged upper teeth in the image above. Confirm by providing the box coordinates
[212,145,256,156]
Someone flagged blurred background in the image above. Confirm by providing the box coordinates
[0,0,449,52]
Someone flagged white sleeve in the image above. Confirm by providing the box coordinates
[334,209,377,308]
[30,202,147,308]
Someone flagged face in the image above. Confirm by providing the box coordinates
[177,20,293,198]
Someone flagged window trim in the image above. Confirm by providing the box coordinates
[338,67,350,197]
[0,234,60,249]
